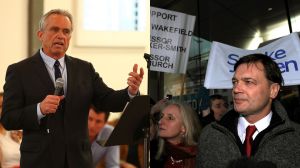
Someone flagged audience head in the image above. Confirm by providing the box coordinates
[88,105,110,141]
[209,94,228,121]
[157,100,201,146]
[150,98,168,140]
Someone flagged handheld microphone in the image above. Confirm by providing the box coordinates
[54,78,64,96]
[46,78,64,133]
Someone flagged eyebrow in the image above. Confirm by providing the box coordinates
[232,77,255,81]
[242,77,255,81]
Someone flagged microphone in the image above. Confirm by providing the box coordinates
[46,78,64,134]
[54,78,64,96]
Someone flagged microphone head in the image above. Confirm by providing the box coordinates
[54,78,64,95]
[55,78,64,88]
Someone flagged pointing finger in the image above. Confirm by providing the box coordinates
[133,64,138,73]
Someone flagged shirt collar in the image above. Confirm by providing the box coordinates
[39,49,65,69]
[238,111,273,135]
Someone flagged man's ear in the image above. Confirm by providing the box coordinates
[37,30,43,41]
[270,83,280,99]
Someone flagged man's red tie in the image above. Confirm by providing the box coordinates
[244,125,257,157]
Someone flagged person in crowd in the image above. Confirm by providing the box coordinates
[0,9,143,168]
[0,93,21,168]
[88,105,119,168]
[150,98,168,141]
[150,100,201,168]
[200,94,228,127]
[209,94,228,121]
[196,53,300,168]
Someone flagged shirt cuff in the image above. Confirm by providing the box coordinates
[37,103,46,122]
[128,90,139,99]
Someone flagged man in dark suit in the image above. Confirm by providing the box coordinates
[0,9,144,168]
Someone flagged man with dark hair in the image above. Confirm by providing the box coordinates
[209,94,228,121]
[88,105,118,168]
[197,53,300,168]
[200,94,228,126]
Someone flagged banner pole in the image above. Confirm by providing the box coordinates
[143,53,151,168]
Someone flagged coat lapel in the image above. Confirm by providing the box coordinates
[31,53,55,94]
[64,55,74,105]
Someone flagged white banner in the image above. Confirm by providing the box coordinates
[204,32,300,89]
[150,7,196,74]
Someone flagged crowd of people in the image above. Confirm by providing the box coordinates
[1,8,300,168]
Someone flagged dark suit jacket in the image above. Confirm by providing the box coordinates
[1,51,130,168]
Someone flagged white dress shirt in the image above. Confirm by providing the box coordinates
[37,49,67,121]
[237,112,273,143]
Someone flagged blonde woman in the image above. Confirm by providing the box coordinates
[150,100,201,168]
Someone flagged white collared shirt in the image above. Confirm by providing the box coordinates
[39,49,67,92]
[237,112,273,143]
[37,49,68,121]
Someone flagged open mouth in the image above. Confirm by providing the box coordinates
[54,42,64,46]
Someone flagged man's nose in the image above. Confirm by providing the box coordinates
[57,30,65,38]
[233,83,242,93]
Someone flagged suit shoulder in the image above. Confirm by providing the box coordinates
[65,56,97,76]
[200,122,226,140]
[66,55,92,66]
[7,54,40,70]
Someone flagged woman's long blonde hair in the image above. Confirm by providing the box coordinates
[152,100,201,160]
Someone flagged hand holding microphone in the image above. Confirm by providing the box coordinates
[40,78,65,115]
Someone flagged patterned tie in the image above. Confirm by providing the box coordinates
[244,125,257,157]
[54,60,62,80]
[54,60,64,95]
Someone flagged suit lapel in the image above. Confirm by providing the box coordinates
[31,53,55,93]
[65,55,74,105]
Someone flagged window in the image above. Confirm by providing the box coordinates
[83,0,146,31]
[75,0,148,47]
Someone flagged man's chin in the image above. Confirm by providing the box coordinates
[50,51,65,58]
[52,48,66,54]
[234,106,246,114]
